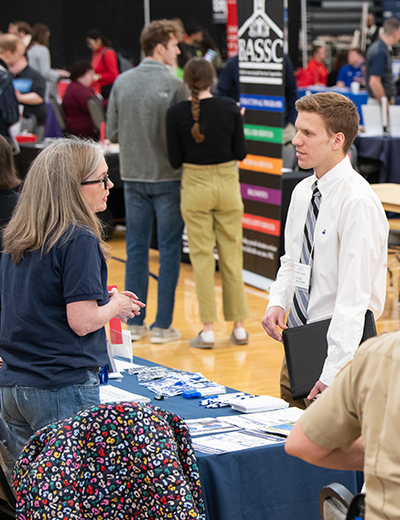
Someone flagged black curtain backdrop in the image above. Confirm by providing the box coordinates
[2,1,300,72]
[1,0,222,69]
[2,0,65,66]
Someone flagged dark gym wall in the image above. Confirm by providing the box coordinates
[1,0,220,69]
[1,0,65,65]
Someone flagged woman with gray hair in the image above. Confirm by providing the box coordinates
[0,138,144,453]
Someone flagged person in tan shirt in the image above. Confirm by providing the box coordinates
[285,330,400,520]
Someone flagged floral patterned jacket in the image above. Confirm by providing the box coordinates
[14,402,206,520]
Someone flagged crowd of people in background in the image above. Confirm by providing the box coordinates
[294,13,399,93]
[291,13,400,134]
[3,12,392,146]
[0,18,231,143]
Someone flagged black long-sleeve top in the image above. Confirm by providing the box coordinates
[166,96,247,169]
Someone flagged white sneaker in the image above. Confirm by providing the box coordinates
[230,327,249,345]
[151,327,181,344]
[127,324,149,341]
[190,331,214,349]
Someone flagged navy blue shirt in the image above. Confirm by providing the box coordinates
[366,37,397,100]
[13,65,47,125]
[217,55,240,102]
[284,54,298,127]
[0,226,108,389]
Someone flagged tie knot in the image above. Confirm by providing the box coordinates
[312,182,321,199]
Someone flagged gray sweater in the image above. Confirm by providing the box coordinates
[106,59,189,182]
[27,44,60,102]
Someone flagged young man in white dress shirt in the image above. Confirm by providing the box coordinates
[262,92,388,408]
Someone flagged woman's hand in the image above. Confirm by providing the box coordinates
[109,288,145,322]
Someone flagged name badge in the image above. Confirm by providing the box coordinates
[293,262,311,291]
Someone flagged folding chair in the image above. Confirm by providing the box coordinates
[51,98,66,133]
[319,482,354,520]
[87,97,106,133]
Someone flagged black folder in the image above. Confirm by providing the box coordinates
[282,310,376,400]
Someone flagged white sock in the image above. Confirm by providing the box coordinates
[233,327,247,341]
[201,330,214,343]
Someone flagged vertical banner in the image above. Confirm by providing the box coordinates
[226,0,239,58]
[237,0,284,288]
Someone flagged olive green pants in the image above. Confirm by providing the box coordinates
[181,161,249,324]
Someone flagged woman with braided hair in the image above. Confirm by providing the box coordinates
[167,57,249,349]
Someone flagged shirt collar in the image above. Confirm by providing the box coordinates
[139,58,168,71]
[379,37,392,51]
[313,155,351,199]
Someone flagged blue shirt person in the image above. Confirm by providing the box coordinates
[336,48,365,87]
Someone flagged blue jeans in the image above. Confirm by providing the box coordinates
[124,181,184,329]
[0,370,100,454]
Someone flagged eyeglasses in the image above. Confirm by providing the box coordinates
[81,173,110,190]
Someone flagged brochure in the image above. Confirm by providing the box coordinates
[99,385,151,405]
[185,417,240,436]
[192,430,284,454]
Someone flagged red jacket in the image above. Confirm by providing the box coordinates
[305,58,328,86]
[91,45,119,94]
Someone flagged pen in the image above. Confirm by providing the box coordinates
[199,392,245,406]
[199,395,220,405]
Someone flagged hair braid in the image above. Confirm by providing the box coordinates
[190,87,205,144]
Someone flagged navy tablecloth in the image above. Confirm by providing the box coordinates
[111,356,361,520]
[354,134,400,184]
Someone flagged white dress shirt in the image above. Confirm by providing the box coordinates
[267,156,389,385]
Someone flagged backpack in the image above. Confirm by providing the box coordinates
[0,65,19,128]
[101,48,133,74]
[116,52,134,73]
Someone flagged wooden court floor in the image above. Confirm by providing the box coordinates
[107,230,400,398]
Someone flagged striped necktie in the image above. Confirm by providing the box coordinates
[287,181,322,327]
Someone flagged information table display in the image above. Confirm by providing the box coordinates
[109,356,362,520]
